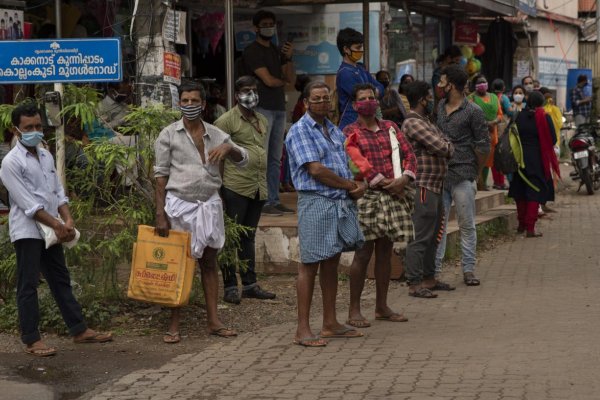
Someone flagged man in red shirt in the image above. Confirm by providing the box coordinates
[343,83,417,328]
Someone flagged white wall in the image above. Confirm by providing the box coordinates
[529,18,579,109]
[535,0,578,19]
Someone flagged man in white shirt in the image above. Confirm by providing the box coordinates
[0,103,113,357]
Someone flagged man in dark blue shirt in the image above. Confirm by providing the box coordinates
[335,28,384,130]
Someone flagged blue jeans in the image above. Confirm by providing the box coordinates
[257,107,287,205]
[435,180,477,274]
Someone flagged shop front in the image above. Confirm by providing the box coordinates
[138,0,519,112]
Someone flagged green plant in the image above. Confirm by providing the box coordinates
[0,88,253,336]
[0,216,16,302]
[0,104,15,140]
[59,85,102,128]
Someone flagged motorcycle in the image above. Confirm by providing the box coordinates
[568,123,600,195]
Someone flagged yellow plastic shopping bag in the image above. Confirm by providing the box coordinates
[127,225,196,307]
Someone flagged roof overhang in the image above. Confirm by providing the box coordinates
[255,0,516,17]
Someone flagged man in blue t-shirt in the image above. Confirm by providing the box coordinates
[335,28,384,130]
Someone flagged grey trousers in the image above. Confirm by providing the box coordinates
[404,187,444,285]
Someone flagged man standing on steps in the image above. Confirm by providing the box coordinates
[343,83,417,328]
[240,9,296,216]
[402,81,455,298]
[286,81,366,347]
[335,27,384,131]
[214,76,276,304]
[434,65,490,287]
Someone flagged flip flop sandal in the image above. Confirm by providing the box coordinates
[463,273,481,286]
[429,281,456,291]
[375,313,409,322]
[346,319,371,328]
[25,345,57,357]
[163,331,180,344]
[73,332,113,344]
[293,336,328,347]
[320,326,364,338]
[209,327,238,338]
[409,288,438,298]
[526,231,543,238]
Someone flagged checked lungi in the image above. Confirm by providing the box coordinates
[357,188,415,243]
[297,191,364,264]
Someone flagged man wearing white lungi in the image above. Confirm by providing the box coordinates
[154,83,248,343]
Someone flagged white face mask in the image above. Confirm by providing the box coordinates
[237,91,259,110]
[524,84,534,93]
[259,27,276,38]
[513,94,524,104]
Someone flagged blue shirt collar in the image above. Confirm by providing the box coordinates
[303,112,336,131]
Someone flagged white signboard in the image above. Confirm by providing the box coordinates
[163,9,187,44]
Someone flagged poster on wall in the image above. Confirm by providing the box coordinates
[0,9,29,40]
[279,11,380,75]
[163,9,187,44]
[453,21,478,45]
[164,52,181,85]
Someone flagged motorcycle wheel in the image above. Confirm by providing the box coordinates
[581,167,594,195]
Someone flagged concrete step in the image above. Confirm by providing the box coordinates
[255,191,516,276]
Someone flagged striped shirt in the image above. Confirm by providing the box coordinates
[436,99,490,186]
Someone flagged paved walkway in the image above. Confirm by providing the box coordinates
[85,189,600,400]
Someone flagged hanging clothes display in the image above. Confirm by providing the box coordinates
[482,18,517,86]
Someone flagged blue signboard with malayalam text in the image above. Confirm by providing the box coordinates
[0,38,122,84]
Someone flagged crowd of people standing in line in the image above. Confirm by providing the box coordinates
[0,9,566,355]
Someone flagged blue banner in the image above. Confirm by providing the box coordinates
[0,38,122,84]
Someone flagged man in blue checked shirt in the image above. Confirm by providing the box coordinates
[0,103,112,357]
[285,81,367,347]
[571,74,593,128]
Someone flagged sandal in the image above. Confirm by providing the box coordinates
[345,319,371,328]
[293,336,328,347]
[73,331,113,344]
[209,327,238,338]
[375,312,408,322]
[463,272,481,286]
[429,281,456,291]
[320,326,364,338]
[526,231,543,238]
[163,331,180,344]
[409,287,438,298]
[25,343,57,357]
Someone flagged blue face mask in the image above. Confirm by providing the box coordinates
[18,129,44,147]
[426,100,435,115]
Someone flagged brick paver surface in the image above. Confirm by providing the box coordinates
[85,190,600,400]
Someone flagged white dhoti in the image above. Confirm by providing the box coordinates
[165,191,225,259]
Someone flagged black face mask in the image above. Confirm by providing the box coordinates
[379,80,390,89]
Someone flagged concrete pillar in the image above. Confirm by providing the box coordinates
[133,0,173,106]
